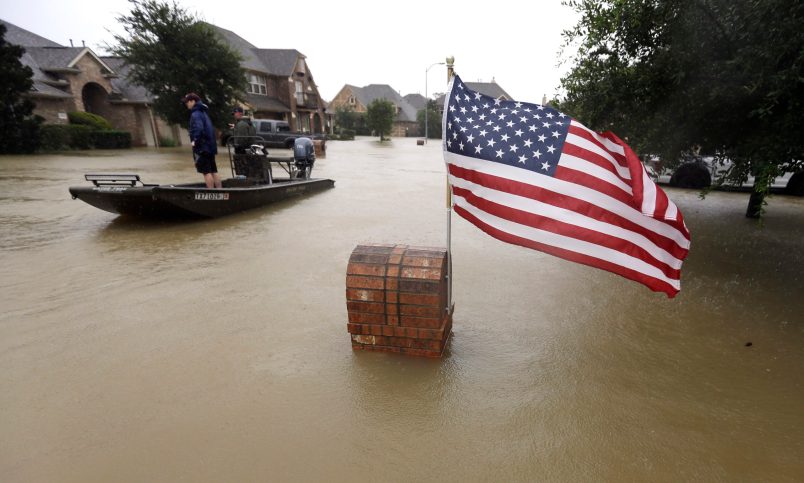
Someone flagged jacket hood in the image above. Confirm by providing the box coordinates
[191,102,209,113]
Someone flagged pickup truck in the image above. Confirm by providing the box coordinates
[221,119,326,149]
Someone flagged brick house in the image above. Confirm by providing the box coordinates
[329,84,419,137]
[2,18,168,146]
[208,24,326,134]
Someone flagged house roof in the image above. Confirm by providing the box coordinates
[101,57,151,103]
[1,18,62,47]
[244,93,290,113]
[403,93,427,111]
[464,80,512,100]
[206,23,304,77]
[346,84,418,122]
[253,49,302,77]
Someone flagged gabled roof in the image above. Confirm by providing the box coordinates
[404,93,427,111]
[101,57,151,103]
[347,84,418,122]
[253,49,303,77]
[206,23,304,77]
[1,19,62,47]
[464,81,512,100]
[24,46,115,74]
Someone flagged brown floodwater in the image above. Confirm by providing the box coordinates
[1,139,803,481]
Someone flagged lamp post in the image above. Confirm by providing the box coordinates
[424,61,445,144]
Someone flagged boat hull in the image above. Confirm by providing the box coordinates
[69,178,335,219]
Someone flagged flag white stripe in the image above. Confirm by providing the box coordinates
[564,133,631,180]
[570,120,625,156]
[449,174,684,270]
[446,151,691,249]
[558,152,634,195]
[641,169,657,216]
[453,193,681,290]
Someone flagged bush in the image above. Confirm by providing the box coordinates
[90,130,132,149]
[39,124,94,151]
[158,136,177,147]
[337,129,356,140]
[68,111,113,130]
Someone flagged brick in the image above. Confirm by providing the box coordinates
[346,275,385,290]
[381,325,395,337]
[399,305,442,318]
[385,304,398,315]
[386,265,400,277]
[346,263,387,277]
[398,292,441,307]
[398,279,440,294]
[347,312,385,324]
[385,291,398,303]
[388,255,402,264]
[385,279,398,291]
[346,301,385,314]
[348,253,391,264]
[400,316,442,329]
[401,267,443,281]
[404,327,418,338]
[368,324,384,336]
[386,315,399,326]
[346,288,385,303]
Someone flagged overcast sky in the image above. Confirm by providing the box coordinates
[1,0,580,103]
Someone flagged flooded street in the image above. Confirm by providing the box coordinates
[1,139,803,481]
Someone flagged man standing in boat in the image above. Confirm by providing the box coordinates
[231,107,256,154]
[183,93,222,189]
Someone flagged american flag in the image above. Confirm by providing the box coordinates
[442,75,691,297]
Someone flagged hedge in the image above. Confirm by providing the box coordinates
[67,111,114,130]
[90,130,132,149]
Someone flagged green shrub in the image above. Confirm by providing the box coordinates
[68,111,113,130]
[38,124,93,150]
[339,129,356,140]
[158,136,177,147]
[90,130,132,149]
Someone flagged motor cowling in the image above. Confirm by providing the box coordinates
[293,137,315,178]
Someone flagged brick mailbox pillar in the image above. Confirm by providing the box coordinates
[346,244,453,357]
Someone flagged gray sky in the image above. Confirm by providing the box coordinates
[0,0,580,103]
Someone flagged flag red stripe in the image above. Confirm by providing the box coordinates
[452,203,680,297]
[553,165,634,206]
[451,185,682,279]
[562,140,631,184]
[568,124,628,167]
[448,162,690,258]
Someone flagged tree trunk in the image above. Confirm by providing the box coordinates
[745,189,765,218]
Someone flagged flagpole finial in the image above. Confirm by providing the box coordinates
[446,56,455,80]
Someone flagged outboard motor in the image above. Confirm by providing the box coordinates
[293,137,315,179]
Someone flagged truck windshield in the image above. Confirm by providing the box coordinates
[277,124,290,133]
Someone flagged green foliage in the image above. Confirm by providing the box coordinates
[365,98,396,141]
[39,125,93,151]
[560,0,804,216]
[90,130,132,149]
[158,136,177,147]
[67,111,114,130]
[329,129,355,141]
[334,105,357,131]
[416,99,442,139]
[0,24,42,154]
[109,0,247,129]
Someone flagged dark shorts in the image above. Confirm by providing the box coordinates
[194,153,218,174]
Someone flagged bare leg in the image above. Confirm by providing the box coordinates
[204,173,214,188]
[212,173,222,188]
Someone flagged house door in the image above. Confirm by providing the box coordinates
[82,82,108,115]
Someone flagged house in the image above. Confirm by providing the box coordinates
[434,79,514,115]
[2,18,167,146]
[329,84,419,137]
[403,93,427,112]
[208,24,326,134]
[2,18,327,147]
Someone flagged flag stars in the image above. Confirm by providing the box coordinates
[518,155,528,164]
[514,129,523,137]
[495,149,504,158]
[466,134,475,143]
[538,134,546,142]
[506,121,515,128]
[479,129,488,137]
[460,106,467,114]
[523,139,533,147]
[487,138,497,147]
[551,130,561,138]
[509,144,519,153]
[547,145,556,154]
[533,150,542,159]
[474,145,483,154]
[541,161,551,171]
[501,134,510,142]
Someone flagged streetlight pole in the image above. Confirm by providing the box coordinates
[424,61,445,144]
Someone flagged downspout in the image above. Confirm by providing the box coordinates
[147,104,159,148]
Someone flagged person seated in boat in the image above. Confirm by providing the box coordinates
[183,93,221,189]
[231,106,256,154]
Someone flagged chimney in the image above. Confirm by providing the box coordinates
[69,39,73,47]
[82,40,86,47]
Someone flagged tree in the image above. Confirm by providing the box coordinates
[109,0,246,129]
[416,99,442,139]
[365,98,396,141]
[560,0,804,217]
[0,24,41,154]
[334,105,358,132]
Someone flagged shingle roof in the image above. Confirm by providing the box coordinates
[24,46,85,70]
[1,19,62,47]
[101,57,151,103]
[404,93,427,111]
[244,93,290,113]
[349,84,418,122]
[252,49,301,76]
[464,81,512,100]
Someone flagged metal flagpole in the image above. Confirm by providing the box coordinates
[446,56,455,313]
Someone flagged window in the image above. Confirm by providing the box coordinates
[259,122,273,132]
[248,73,267,95]
[348,96,356,105]
[295,81,304,105]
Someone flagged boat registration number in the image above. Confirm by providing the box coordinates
[195,192,229,201]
